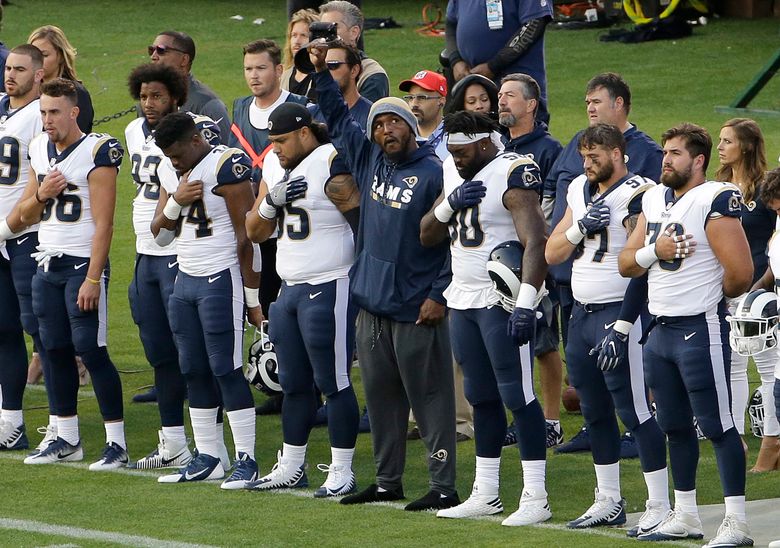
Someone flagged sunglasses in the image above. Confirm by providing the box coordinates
[326,60,349,71]
[403,94,440,102]
[148,44,186,56]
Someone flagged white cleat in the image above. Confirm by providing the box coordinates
[158,453,225,483]
[314,463,356,498]
[567,488,626,528]
[703,514,753,547]
[246,450,308,490]
[89,442,129,471]
[23,437,83,464]
[502,488,552,526]
[627,499,672,537]
[130,430,192,470]
[29,424,58,456]
[637,509,704,541]
[437,482,503,519]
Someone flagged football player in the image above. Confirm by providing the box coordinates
[151,112,261,489]
[0,45,49,452]
[125,63,221,470]
[420,111,550,525]
[545,124,669,535]
[244,103,360,497]
[619,123,754,546]
[18,79,127,470]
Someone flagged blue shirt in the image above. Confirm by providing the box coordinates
[309,95,372,135]
[502,122,562,185]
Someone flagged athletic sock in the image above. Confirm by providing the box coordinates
[104,420,126,449]
[190,407,218,457]
[161,425,187,447]
[2,409,23,428]
[58,416,79,445]
[674,489,699,518]
[643,467,670,506]
[226,408,256,459]
[282,442,307,467]
[594,462,621,502]
[331,446,355,470]
[724,495,746,522]
[521,459,546,494]
[475,456,500,494]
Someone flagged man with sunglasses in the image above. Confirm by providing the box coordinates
[400,70,447,161]
[147,31,230,145]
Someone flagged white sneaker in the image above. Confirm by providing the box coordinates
[768,540,780,548]
[638,509,704,541]
[567,488,626,528]
[703,514,753,547]
[0,420,28,450]
[502,488,552,526]
[245,450,308,490]
[89,442,129,471]
[130,430,192,470]
[23,437,83,464]
[436,482,503,518]
[627,499,672,537]
[314,463,356,498]
[30,424,57,456]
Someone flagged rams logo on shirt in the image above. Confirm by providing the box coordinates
[403,175,418,188]
[232,161,250,179]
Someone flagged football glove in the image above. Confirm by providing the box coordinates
[447,179,486,211]
[577,203,610,235]
[590,329,629,371]
[265,175,308,208]
[508,306,536,347]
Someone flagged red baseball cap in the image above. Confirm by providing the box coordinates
[399,70,447,97]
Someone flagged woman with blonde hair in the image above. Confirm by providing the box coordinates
[716,118,778,472]
[28,25,94,133]
[281,9,319,101]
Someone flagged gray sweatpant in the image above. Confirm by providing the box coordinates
[356,308,457,496]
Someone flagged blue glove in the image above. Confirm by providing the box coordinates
[508,307,536,347]
[265,175,308,208]
[577,203,610,235]
[590,329,629,371]
[447,179,486,211]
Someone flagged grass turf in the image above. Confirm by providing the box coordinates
[1,1,779,546]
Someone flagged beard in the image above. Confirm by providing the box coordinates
[586,161,614,185]
[498,111,516,128]
[661,165,692,190]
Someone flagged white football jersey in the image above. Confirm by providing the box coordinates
[643,181,742,316]
[0,96,42,235]
[443,151,542,310]
[29,132,123,257]
[569,173,654,304]
[175,145,252,277]
[266,144,353,285]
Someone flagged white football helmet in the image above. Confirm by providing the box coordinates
[245,321,282,396]
[486,241,524,313]
[727,289,780,357]
[748,388,764,438]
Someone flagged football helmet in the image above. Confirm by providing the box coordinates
[486,241,525,313]
[727,289,780,356]
[748,388,764,438]
[245,321,282,396]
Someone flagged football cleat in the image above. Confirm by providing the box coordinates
[158,453,225,483]
[89,442,129,471]
[405,489,460,511]
[567,489,626,528]
[436,483,503,518]
[502,488,552,526]
[220,452,258,490]
[703,514,753,547]
[0,421,29,451]
[314,463,356,498]
[546,420,564,448]
[29,424,58,456]
[627,500,672,537]
[554,425,591,454]
[246,450,308,490]
[130,430,193,470]
[637,509,704,541]
[23,437,83,464]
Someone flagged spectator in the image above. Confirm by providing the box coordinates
[445,74,498,118]
[308,42,371,131]
[400,70,447,160]
[281,9,319,101]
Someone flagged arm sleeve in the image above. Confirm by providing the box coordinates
[428,249,452,305]
[616,274,648,324]
[200,98,231,145]
[486,16,551,76]
[358,73,389,103]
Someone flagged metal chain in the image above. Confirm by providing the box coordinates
[92,104,137,127]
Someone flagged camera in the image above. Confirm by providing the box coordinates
[308,21,339,43]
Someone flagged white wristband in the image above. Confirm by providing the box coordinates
[163,196,183,221]
[564,223,585,245]
[434,200,455,223]
[635,244,659,269]
[244,286,260,308]
[515,283,538,309]
[614,320,633,335]
[258,200,278,220]
[0,218,15,242]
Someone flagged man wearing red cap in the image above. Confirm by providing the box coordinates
[400,70,448,160]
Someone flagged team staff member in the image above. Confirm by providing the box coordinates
[309,41,460,512]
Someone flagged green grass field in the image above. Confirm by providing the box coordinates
[1,1,780,546]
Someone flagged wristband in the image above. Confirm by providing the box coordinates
[85,276,100,286]
[614,320,633,335]
[635,244,659,269]
[564,223,586,245]
[35,189,45,204]
[515,283,538,309]
[0,219,15,241]
[433,200,455,223]
[258,199,278,220]
[163,196,183,221]
[244,286,260,308]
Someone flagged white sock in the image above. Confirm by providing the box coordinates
[724,495,746,523]
[475,456,500,494]
[226,408,256,459]
[331,446,355,470]
[2,409,23,428]
[104,420,126,449]
[189,407,218,457]
[674,489,699,518]
[58,416,79,445]
[161,426,187,447]
[594,462,621,502]
[643,467,670,506]
[521,459,547,494]
[48,415,58,432]
[282,442,307,467]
